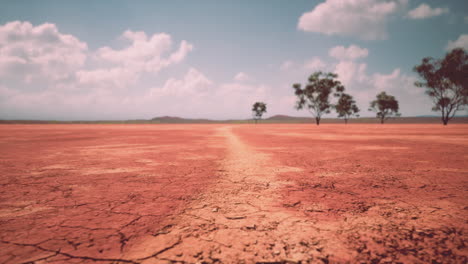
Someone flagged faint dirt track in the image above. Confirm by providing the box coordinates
[0,124,467,263]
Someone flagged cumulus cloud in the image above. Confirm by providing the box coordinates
[446,34,468,51]
[96,30,192,71]
[150,68,212,98]
[298,0,405,40]
[335,61,367,87]
[280,60,294,71]
[304,57,326,71]
[76,68,139,89]
[0,19,270,120]
[408,4,449,19]
[0,21,202,119]
[0,21,87,82]
[234,72,250,82]
[331,59,431,116]
[215,82,269,116]
[328,45,369,60]
[327,45,428,116]
[147,70,270,119]
[0,19,436,120]
[80,30,193,88]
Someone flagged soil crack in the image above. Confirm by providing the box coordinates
[123,126,328,263]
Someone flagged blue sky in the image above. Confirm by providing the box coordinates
[0,0,467,120]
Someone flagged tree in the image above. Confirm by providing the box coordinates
[414,48,468,125]
[293,72,344,125]
[252,102,267,124]
[335,93,360,124]
[369,92,400,124]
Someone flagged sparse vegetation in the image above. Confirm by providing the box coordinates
[335,93,360,124]
[414,48,468,125]
[369,92,400,124]
[292,72,344,125]
[252,102,267,124]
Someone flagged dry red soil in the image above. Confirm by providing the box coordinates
[0,124,467,263]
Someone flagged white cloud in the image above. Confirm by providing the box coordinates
[150,68,212,97]
[80,30,193,87]
[328,45,369,60]
[0,21,273,120]
[76,68,139,89]
[334,61,368,86]
[304,57,326,71]
[147,71,270,119]
[0,19,437,120]
[215,82,269,117]
[234,72,250,81]
[408,4,449,19]
[96,30,192,72]
[331,60,431,116]
[0,21,87,82]
[446,34,468,51]
[280,60,294,71]
[0,21,201,119]
[0,21,268,120]
[298,0,405,40]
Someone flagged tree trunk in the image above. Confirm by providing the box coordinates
[255,119,257,124]
[441,111,450,125]
[315,117,320,126]
[380,117,384,124]
[344,118,348,124]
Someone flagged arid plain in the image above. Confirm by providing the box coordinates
[0,124,467,263]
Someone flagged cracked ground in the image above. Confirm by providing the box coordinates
[0,124,467,263]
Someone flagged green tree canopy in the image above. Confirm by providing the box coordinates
[414,48,468,125]
[293,72,344,125]
[369,92,400,124]
[252,102,267,124]
[335,93,360,124]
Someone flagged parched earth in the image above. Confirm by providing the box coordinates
[0,124,467,263]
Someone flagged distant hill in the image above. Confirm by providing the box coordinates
[150,116,217,124]
[2,115,468,124]
[267,115,306,120]
[151,116,183,121]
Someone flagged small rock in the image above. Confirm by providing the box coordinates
[212,207,218,212]
[273,250,281,255]
[284,201,301,208]
[225,215,246,220]
[245,224,256,230]
[305,207,324,212]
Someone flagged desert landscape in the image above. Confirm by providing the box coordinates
[1,124,467,263]
[1,1,467,263]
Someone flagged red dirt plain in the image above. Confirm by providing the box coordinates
[0,124,467,263]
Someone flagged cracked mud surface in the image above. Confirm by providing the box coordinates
[1,124,467,263]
